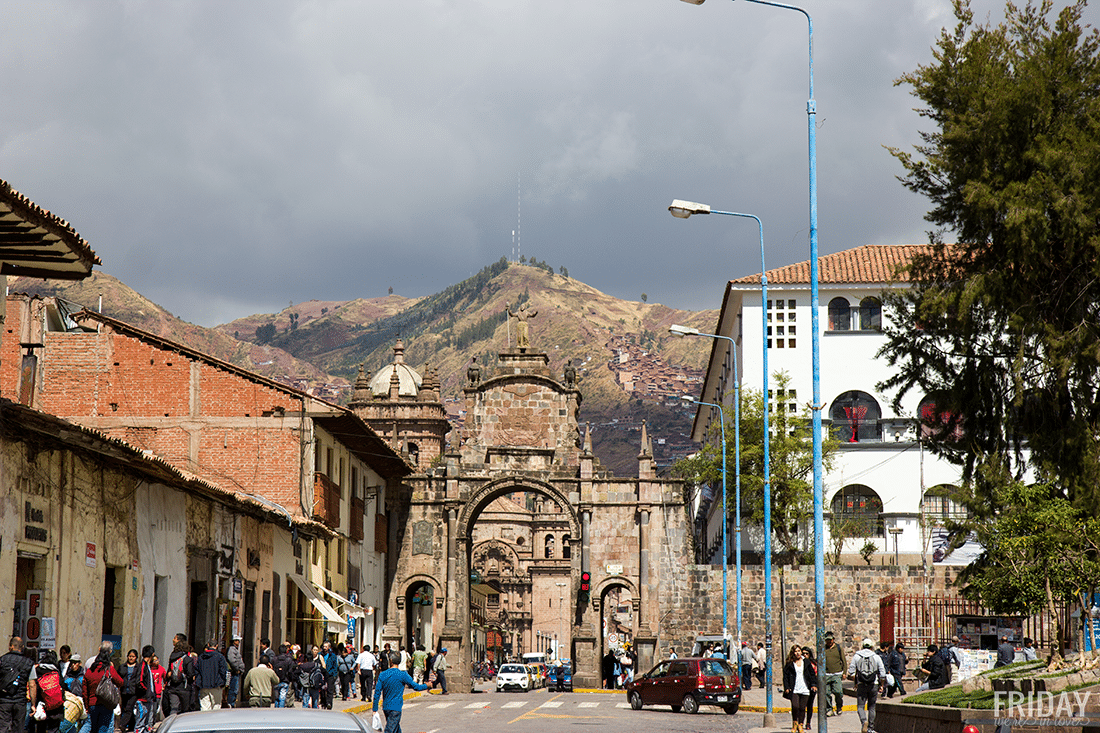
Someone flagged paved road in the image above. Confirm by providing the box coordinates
[349,689,759,733]
[334,680,867,733]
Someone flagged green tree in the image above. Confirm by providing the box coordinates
[881,0,1100,513]
[640,293,648,303]
[674,372,838,561]
[254,322,276,343]
[956,481,1100,655]
[882,0,1100,640]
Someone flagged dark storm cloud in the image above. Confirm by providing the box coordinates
[3,1,1092,325]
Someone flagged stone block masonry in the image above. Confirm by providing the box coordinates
[658,563,961,656]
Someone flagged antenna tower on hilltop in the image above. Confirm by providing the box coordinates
[514,173,521,262]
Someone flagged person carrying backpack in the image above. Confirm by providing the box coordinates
[846,638,885,733]
[61,655,83,699]
[296,650,323,709]
[337,645,356,701]
[162,641,194,716]
[0,636,34,733]
[29,649,65,733]
[270,645,295,709]
[133,647,157,733]
[82,642,124,733]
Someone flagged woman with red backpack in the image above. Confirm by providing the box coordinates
[29,649,66,733]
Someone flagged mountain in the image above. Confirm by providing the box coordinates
[9,260,718,474]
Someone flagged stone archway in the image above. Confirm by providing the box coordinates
[594,577,640,688]
[380,347,692,692]
[457,477,580,671]
[457,476,581,540]
[399,575,442,654]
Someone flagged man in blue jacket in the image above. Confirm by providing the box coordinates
[195,639,228,711]
[321,642,339,709]
[372,652,428,733]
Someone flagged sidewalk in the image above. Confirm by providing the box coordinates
[737,684,868,733]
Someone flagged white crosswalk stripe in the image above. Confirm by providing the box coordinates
[427,702,454,709]
[577,702,600,708]
[465,702,491,709]
[539,701,563,708]
[616,703,632,708]
[501,701,528,709]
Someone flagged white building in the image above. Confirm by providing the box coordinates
[690,244,973,566]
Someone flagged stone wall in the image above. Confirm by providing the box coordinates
[659,563,963,658]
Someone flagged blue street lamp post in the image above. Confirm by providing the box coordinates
[668,202,771,717]
[678,389,738,652]
[677,0,823,726]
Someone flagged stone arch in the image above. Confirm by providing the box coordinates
[401,574,443,652]
[595,577,639,675]
[457,475,581,541]
[593,575,638,601]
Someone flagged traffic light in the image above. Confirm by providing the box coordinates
[579,571,591,605]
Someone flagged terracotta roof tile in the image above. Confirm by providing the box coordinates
[731,244,932,286]
[0,178,100,278]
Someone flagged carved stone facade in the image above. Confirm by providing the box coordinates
[349,339,450,472]
[376,345,691,690]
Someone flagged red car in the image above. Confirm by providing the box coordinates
[626,657,741,715]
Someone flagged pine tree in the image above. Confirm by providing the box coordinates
[881,0,1100,515]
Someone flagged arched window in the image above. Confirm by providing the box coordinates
[562,534,571,559]
[859,297,882,331]
[921,485,968,525]
[544,535,555,559]
[830,391,881,442]
[828,297,851,331]
[831,485,884,537]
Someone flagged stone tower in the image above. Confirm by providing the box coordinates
[348,339,450,472]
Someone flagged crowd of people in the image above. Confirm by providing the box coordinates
[0,634,458,733]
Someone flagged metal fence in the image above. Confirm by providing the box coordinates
[879,593,1069,652]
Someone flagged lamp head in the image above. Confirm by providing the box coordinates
[669,199,711,218]
[668,324,701,338]
[680,395,698,405]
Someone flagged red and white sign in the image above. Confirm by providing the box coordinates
[86,542,97,568]
[25,590,43,643]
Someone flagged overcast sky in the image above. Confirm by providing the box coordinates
[3,1,1095,327]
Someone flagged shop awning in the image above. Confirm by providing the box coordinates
[289,574,347,632]
[313,583,366,619]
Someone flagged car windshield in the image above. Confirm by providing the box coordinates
[500,665,525,673]
[701,659,734,676]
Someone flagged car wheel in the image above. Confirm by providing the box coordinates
[628,692,643,711]
[724,702,740,715]
[681,694,699,714]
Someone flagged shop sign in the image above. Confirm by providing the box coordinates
[85,543,96,568]
[23,501,47,543]
[606,564,623,576]
[24,590,43,644]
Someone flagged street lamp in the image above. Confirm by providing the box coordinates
[676,0,822,726]
[678,392,735,651]
[668,201,772,716]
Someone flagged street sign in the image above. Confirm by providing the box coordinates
[606,564,623,575]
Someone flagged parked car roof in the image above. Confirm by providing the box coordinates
[159,709,371,733]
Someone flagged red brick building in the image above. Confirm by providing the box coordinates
[2,296,412,649]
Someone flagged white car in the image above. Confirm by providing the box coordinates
[496,663,532,692]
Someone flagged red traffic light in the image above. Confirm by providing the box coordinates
[580,571,591,592]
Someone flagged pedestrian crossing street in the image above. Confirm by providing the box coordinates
[405,698,633,711]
